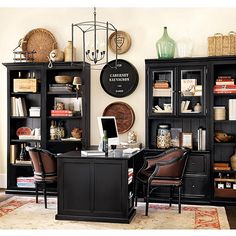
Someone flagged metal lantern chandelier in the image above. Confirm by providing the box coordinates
[71,7,118,68]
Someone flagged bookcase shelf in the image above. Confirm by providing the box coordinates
[4,62,91,194]
[47,116,82,119]
[47,92,77,95]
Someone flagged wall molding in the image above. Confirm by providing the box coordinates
[0,174,7,188]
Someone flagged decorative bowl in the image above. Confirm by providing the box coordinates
[55,75,73,84]
[71,128,82,139]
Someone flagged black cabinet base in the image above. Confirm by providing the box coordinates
[55,209,136,224]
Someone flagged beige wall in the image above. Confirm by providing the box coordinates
[0,7,236,187]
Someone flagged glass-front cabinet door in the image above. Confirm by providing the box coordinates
[178,66,206,116]
[150,69,176,116]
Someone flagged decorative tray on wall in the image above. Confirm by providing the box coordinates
[103,102,135,134]
[21,28,57,62]
[108,30,131,54]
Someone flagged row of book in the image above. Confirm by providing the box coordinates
[213,76,236,94]
[128,168,133,184]
[11,97,27,116]
[16,176,35,188]
[197,127,206,151]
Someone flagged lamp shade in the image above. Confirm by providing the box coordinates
[73,76,82,86]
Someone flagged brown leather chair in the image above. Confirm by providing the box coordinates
[135,147,189,216]
[26,147,57,208]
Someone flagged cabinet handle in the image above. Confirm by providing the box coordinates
[191,162,196,165]
[192,185,195,188]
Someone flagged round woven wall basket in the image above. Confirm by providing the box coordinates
[21,28,57,62]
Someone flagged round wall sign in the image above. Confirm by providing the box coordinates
[100,59,139,98]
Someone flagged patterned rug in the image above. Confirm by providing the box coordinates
[0,196,230,229]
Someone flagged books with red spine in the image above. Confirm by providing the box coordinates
[51,110,73,116]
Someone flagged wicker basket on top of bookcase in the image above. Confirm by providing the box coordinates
[208,31,236,56]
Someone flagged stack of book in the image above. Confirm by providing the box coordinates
[153,80,169,89]
[213,162,231,171]
[213,76,236,94]
[128,168,133,184]
[153,80,171,97]
[16,176,35,188]
[49,84,73,92]
[51,110,73,117]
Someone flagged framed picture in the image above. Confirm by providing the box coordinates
[180,132,192,149]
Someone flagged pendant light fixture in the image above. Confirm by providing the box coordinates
[71,7,118,69]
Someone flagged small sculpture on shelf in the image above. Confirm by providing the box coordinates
[128,131,137,144]
[214,130,233,143]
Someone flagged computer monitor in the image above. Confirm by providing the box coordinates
[97,116,119,147]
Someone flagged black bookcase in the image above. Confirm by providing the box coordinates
[3,62,90,194]
[145,57,236,205]
[145,58,211,203]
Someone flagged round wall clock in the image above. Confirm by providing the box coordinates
[103,102,135,134]
[100,59,139,98]
[108,30,132,54]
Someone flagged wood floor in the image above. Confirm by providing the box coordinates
[0,188,235,229]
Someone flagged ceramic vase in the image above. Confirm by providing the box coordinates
[64,41,76,62]
[230,150,236,171]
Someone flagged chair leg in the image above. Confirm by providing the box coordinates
[43,183,47,209]
[145,184,150,216]
[35,183,38,203]
[178,186,182,214]
[169,186,173,207]
[135,180,138,207]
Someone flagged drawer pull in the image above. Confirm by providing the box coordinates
[192,185,195,188]
[191,162,196,165]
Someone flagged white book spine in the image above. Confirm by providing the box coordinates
[198,128,202,151]
[229,99,236,120]
[15,98,20,116]
[181,101,186,112]
[18,97,24,116]
[201,129,206,151]
[11,97,16,116]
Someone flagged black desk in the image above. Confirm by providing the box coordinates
[55,149,142,223]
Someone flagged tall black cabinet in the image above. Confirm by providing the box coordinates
[145,58,211,203]
[145,57,236,205]
[3,62,90,194]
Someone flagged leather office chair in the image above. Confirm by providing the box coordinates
[135,147,189,216]
[26,147,57,208]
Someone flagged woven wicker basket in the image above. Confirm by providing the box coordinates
[21,28,57,62]
[208,32,236,56]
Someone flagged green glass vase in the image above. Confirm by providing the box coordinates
[156,27,176,59]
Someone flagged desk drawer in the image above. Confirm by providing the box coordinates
[186,153,209,175]
[183,176,209,198]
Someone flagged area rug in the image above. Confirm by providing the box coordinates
[0,196,230,229]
